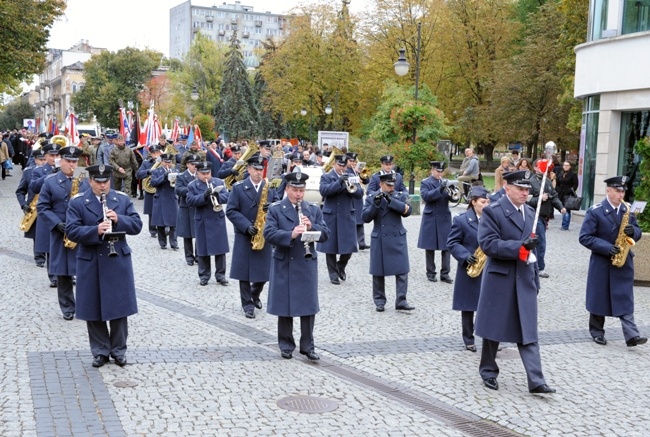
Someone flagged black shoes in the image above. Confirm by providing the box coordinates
[171,246,179,251]
[218,278,229,286]
[244,310,255,319]
[187,261,194,266]
[330,277,340,285]
[113,356,127,367]
[530,384,556,394]
[396,303,415,311]
[150,232,157,238]
[36,262,44,268]
[253,298,263,310]
[160,246,167,250]
[50,280,57,288]
[428,276,438,282]
[483,378,498,390]
[359,244,370,250]
[465,344,477,352]
[338,269,347,281]
[63,312,74,321]
[376,304,385,312]
[440,276,454,284]
[281,350,292,359]
[626,336,648,347]
[92,355,109,368]
[199,278,209,286]
[593,335,607,345]
[300,351,320,361]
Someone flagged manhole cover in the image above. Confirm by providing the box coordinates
[276,395,338,413]
[113,380,138,388]
[496,348,519,360]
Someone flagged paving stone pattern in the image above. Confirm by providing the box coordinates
[1,174,650,436]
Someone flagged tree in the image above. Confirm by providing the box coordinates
[73,48,161,128]
[0,0,65,93]
[0,99,35,130]
[138,73,185,127]
[214,32,259,140]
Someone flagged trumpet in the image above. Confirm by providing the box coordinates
[168,172,179,188]
[100,193,118,258]
[340,173,358,194]
[208,181,223,212]
[296,201,313,259]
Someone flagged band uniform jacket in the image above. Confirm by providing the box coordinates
[66,189,142,321]
[367,171,407,195]
[36,173,90,276]
[316,169,363,255]
[263,198,330,317]
[217,157,238,179]
[206,148,223,176]
[417,176,452,251]
[226,178,280,282]
[447,208,482,311]
[136,158,156,215]
[175,170,197,239]
[347,167,366,226]
[150,166,179,227]
[475,197,541,345]
[186,178,230,256]
[578,200,642,317]
[361,190,411,276]
[488,188,505,203]
[30,163,55,253]
[16,165,37,239]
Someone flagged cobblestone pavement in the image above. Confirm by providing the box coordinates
[1,173,650,436]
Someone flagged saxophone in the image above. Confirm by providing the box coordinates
[251,180,269,250]
[611,202,635,268]
[19,195,39,232]
[466,246,487,278]
[63,175,83,249]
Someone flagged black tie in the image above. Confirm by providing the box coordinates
[519,208,525,221]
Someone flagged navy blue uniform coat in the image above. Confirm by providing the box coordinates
[367,171,407,195]
[579,200,642,316]
[347,167,366,225]
[264,198,330,317]
[418,176,452,251]
[362,190,411,276]
[150,166,178,227]
[175,170,197,238]
[37,174,90,276]
[66,189,142,321]
[475,197,540,344]
[30,163,55,253]
[186,178,230,256]
[316,170,363,255]
[447,208,482,311]
[226,178,280,282]
[16,166,37,239]
[136,158,156,214]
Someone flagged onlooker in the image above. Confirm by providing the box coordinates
[555,161,579,230]
[457,148,480,194]
[493,156,512,192]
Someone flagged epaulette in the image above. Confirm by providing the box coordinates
[233,180,244,187]
[45,173,57,180]
[488,202,499,208]
[71,192,84,200]
[269,201,282,207]
[590,202,602,210]
[115,190,128,196]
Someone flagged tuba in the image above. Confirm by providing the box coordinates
[612,202,635,268]
[466,246,487,278]
[251,180,270,250]
[224,146,258,189]
[323,146,344,173]
[142,143,177,194]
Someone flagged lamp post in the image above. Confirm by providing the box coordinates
[394,21,421,195]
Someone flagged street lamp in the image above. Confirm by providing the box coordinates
[300,107,307,116]
[394,21,422,194]
[325,102,332,115]
[191,86,199,101]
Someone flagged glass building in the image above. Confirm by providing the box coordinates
[574,0,650,207]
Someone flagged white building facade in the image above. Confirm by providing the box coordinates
[169,0,289,65]
[574,0,650,207]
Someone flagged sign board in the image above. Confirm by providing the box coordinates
[317,131,349,150]
[437,140,452,158]
[23,119,36,132]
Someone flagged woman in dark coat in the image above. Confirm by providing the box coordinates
[555,161,579,230]
[447,186,490,351]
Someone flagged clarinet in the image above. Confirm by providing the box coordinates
[296,201,313,259]
[101,193,118,258]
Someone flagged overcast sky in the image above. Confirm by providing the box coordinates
[47,0,365,55]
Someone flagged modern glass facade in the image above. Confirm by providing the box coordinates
[590,0,609,40]
[623,0,650,34]
[581,96,600,208]
[619,111,650,200]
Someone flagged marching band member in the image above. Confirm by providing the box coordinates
[346,152,370,250]
[186,162,230,286]
[16,149,47,267]
[366,155,407,195]
[66,164,142,368]
[150,153,179,250]
[217,144,243,179]
[175,154,201,266]
[135,145,162,238]
[263,170,330,361]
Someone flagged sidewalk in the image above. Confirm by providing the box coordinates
[1,170,649,436]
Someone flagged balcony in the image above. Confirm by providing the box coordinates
[231,18,238,25]
[206,16,213,22]
[218,30,225,36]
[254,20,262,27]
[242,31,250,38]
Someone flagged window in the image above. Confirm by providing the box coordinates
[590,0,608,41]
[255,27,262,34]
[622,0,650,34]
[72,84,77,93]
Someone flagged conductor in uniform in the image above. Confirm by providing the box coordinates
[175,154,200,266]
[226,154,280,318]
[475,170,555,394]
[578,176,646,347]
[264,170,330,361]
[37,146,89,320]
[186,162,230,286]
[66,164,142,368]
[317,154,363,284]
[418,161,454,283]
[362,173,414,312]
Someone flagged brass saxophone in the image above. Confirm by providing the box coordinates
[224,146,258,189]
[466,246,487,278]
[19,195,39,232]
[611,202,635,268]
[63,175,84,249]
[251,180,269,250]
